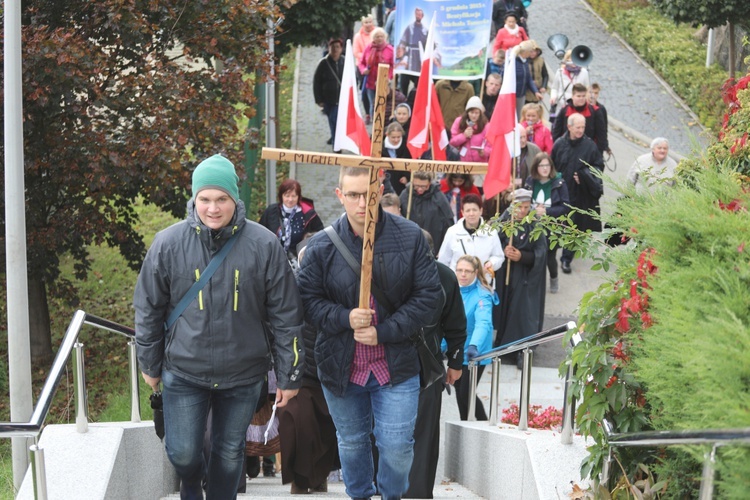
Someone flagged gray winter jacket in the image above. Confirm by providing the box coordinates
[134,199,304,390]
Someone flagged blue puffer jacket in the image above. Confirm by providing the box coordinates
[297,210,443,397]
[460,279,499,366]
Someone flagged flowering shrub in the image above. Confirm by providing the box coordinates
[558,166,750,497]
[500,403,563,430]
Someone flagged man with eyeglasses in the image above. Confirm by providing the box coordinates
[298,166,442,500]
[398,171,454,253]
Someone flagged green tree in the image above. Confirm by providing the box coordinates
[276,0,381,55]
[650,0,750,77]
[0,0,277,361]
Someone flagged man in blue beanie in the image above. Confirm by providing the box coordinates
[134,154,305,499]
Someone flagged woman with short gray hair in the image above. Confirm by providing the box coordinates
[627,137,678,194]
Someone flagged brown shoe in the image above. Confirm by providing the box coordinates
[290,481,310,495]
[311,480,328,493]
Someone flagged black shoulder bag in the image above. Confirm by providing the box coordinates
[324,227,445,390]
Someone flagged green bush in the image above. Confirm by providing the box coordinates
[608,6,727,130]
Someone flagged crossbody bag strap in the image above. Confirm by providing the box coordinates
[323,226,397,315]
[164,232,240,331]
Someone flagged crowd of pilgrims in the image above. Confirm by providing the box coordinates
[252,2,628,497]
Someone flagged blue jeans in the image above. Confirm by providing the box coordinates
[322,102,338,142]
[366,87,377,119]
[162,369,263,500]
[322,373,419,500]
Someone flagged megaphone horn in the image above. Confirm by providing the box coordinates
[546,34,569,60]
[571,45,593,67]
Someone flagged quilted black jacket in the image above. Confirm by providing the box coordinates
[297,210,443,397]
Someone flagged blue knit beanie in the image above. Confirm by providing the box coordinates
[191,154,240,203]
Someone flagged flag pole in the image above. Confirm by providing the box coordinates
[407,121,429,219]
[505,127,518,286]
[391,76,397,121]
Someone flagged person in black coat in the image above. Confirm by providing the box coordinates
[492,0,528,35]
[313,38,345,145]
[552,83,609,154]
[297,167,443,500]
[259,179,324,263]
[406,230,466,499]
[551,113,604,274]
[399,171,454,253]
[524,152,570,293]
[382,121,412,196]
[494,189,547,362]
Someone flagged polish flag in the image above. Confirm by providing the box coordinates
[407,18,448,160]
[335,39,371,156]
[484,50,520,200]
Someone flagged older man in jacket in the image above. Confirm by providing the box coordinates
[135,154,304,499]
[551,114,604,274]
[298,167,442,500]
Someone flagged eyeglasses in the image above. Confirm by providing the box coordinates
[342,192,368,202]
[455,268,475,274]
[538,163,551,168]
[413,183,430,191]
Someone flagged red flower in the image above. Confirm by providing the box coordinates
[616,299,630,333]
[718,199,744,212]
[605,375,618,389]
[613,340,629,362]
[641,312,653,328]
[636,248,658,288]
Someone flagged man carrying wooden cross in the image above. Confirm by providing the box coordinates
[297,166,443,500]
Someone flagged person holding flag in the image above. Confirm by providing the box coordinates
[484,45,520,203]
[334,39,371,156]
[406,17,448,162]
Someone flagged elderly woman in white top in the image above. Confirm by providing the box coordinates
[437,193,505,283]
[549,50,590,108]
[627,137,678,194]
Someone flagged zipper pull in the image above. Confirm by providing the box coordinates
[233,269,239,311]
[195,269,203,310]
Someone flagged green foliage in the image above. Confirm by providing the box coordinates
[650,0,750,30]
[608,6,727,130]
[0,51,297,496]
[680,76,750,177]
[558,165,750,497]
[617,170,750,498]
[0,0,278,352]
[276,0,381,54]
[586,0,649,22]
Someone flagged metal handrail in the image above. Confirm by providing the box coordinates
[565,334,749,500]
[601,422,750,500]
[465,321,578,443]
[0,310,141,499]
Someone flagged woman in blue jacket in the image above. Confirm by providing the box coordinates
[453,255,499,421]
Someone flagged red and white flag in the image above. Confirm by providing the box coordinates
[484,52,520,200]
[407,18,448,160]
[335,39,371,156]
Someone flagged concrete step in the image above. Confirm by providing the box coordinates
[160,475,485,499]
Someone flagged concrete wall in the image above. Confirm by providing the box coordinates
[17,422,177,500]
[444,421,590,499]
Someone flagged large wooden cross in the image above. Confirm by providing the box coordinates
[262,64,488,308]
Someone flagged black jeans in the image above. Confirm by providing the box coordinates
[547,247,559,279]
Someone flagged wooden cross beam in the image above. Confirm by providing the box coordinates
[261,64,488,308]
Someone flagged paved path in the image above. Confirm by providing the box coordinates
[529,0,707,156]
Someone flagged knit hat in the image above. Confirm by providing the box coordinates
[192,154,240,203]
[465,96,485,113]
